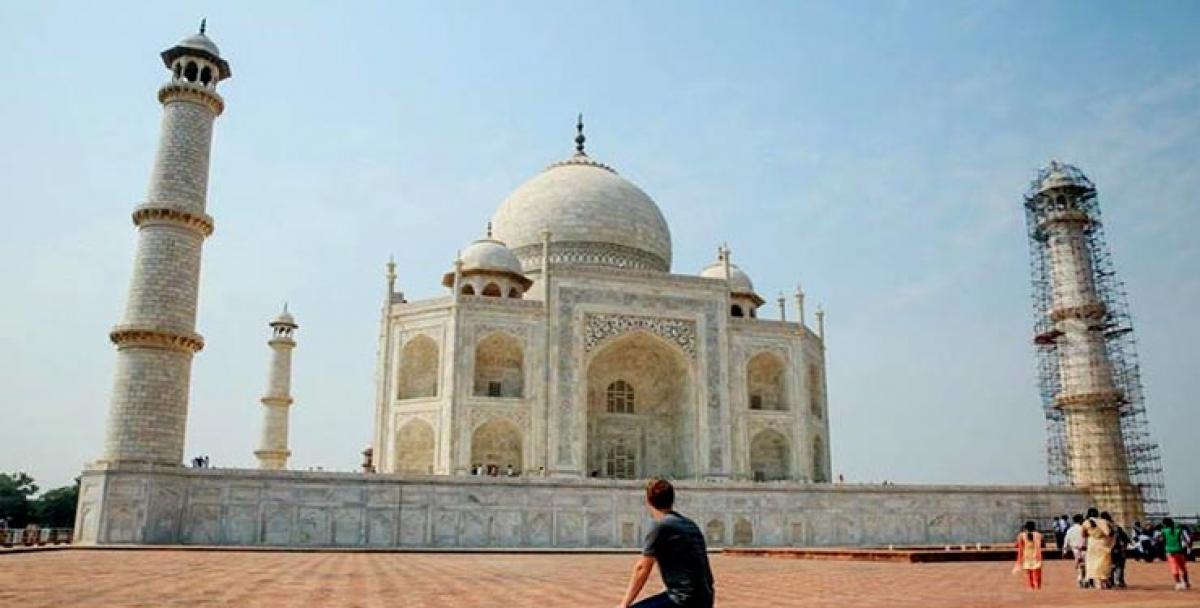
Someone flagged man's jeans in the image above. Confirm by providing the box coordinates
[631,593,678,608]
[631,592,713,608]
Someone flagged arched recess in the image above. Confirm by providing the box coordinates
[733,518,754,545]
[507,287,521,299]
[812,435,827,482]
[398,335,439,399]
[747,352,787,411]
[481,283,502,297]
[731,305,744,318]
[807,362,823,417]
[394,419,435,474]
[473,332,524,398]
[461,284,476,295]
[706,519,726,546]
[749,429,790,481]
[471,419,523,474]
[586,331,694,479]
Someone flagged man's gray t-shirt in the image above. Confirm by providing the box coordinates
[642,511,714,606]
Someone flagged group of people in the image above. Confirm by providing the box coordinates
[469,463,533,477]
[1016,508,1193,591]
[189,455,211,468]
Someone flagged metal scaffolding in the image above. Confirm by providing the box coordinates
[1024,161,1168,520]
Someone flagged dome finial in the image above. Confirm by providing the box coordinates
[199,18,207,35]
[486,221,493,238]
[575,113,586,155]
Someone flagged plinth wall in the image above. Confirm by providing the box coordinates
[74,465,1088,548]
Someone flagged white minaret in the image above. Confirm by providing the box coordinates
[1030,161,1142,522]
[102,22,231,465]
[255,305,298,470]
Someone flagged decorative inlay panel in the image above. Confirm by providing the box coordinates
[583,313,696,358]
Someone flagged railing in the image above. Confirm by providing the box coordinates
[0,527,73,548]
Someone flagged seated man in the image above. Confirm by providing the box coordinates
[616,478,715,608]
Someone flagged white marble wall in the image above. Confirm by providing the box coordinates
[75,465,1090,548]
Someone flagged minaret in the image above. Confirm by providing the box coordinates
[794,284,806,327]
[101,22,231,466]
[255,306,298,470]
[1025,160,1165,523]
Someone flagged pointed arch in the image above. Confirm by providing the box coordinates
[461,284,475,295]
[749,429,790,481]
[481,282,502,297]
[398,335,438,399]
[748,352,787,411]
[706,519,726,546]
[394,419,435,474]
[471,419,523,474]
[473,331,524,398]
[733,517,754,545]
[586,330,694,479]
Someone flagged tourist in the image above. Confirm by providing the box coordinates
[1053,515,1069,551]
[1160,517,1191,590]
[615,478,714,608]
[1083,508,1115,589]
[1105,512,1130,589]
[1063,513,1088,587]
[1014,521,1043,590]
[505,464,515,477]
[1139,522,1158,562]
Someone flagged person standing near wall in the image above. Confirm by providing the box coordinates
[1161,518,1192,591]
[1014,521,1044,590]
[1105,512,1130,589]
[1064,514,1088,588]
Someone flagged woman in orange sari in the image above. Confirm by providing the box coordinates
[1015,521,1044,590]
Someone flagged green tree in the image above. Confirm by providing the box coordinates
[0,472,38,528]
[32,478,79,528]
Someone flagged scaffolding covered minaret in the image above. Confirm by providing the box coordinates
[1024,160,1167,524]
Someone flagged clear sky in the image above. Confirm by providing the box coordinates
[1,1,1197,515]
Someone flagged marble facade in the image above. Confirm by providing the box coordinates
[74,465,1089,548]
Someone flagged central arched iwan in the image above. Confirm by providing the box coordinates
[585,331,694,479]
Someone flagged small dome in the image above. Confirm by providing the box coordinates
[441,237,531,289]
[161,26,232,80]
[271,306,297,328]
[459,238,523,275]
[699,260,756,295]
[491,153,672,272]
[1036,160,1094,194]
[178,33,221,57]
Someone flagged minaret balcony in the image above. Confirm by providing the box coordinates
[157,80,225,115]
[1053,389,1124,410]
[1048,302,1107,323]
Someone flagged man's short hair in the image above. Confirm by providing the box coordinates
[645,478,675,510]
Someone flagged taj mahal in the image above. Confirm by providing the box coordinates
[75,25,1115,549]
[372,118,830,485]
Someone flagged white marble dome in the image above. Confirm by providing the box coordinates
[458,238,523,275]
[491,153,673,272]
[177,33,222,57]
[699,260,756,295]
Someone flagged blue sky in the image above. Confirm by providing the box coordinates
[1,1,1197,514]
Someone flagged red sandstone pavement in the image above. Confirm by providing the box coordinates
[0,550,1194,607]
